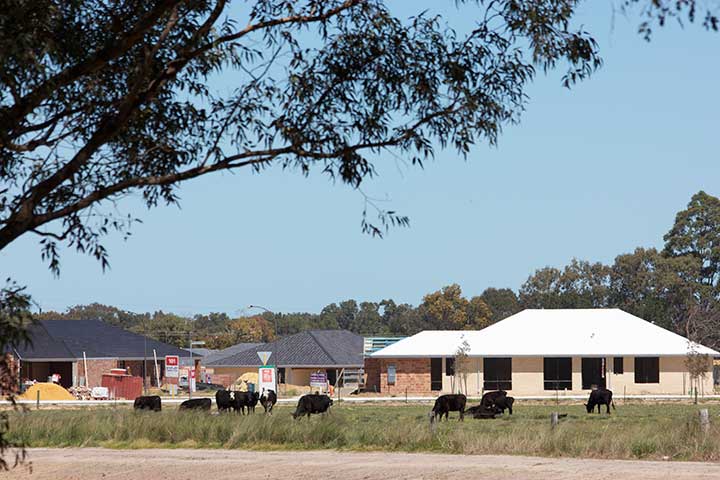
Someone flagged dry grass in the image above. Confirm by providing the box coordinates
[8,402,720,461]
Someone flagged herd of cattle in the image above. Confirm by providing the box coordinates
[134,387,617,421]
[133,388,334,419]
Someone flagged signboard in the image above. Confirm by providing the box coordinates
[257,351,272,365]
[258,366,277,393]
[310,371,327,389]
[165,355,179,378]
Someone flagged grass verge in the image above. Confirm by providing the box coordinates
[8,403,720,461]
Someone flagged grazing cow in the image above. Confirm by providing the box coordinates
[216,390,233,412]
[585,388,615,414]
[292,393,333,419]
[133,395,161,412]
[494,395,515,415]
[179,398,212,410]
[465,404,500,419]
[260,389,277,414]
[430,394,467,422]
[233,391,260,414]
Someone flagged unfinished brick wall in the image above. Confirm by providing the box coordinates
[378,358,431,394]
[364,357,381,392]
[77,359,117,388]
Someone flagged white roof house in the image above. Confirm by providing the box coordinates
[371,309,719,358]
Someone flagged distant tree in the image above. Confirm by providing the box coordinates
[664,191,720,289]
[36,302,149,329]
[350,302,387,335]
[609,247,702,330]
[420,284,489,330]
[380,299,425,336]
[478,287,521,322]
[466,296,493,330]
[519,259,610,309]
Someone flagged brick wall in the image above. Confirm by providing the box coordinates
[378,358,431,394]
[364,357,381,392]
[77,359,117,388]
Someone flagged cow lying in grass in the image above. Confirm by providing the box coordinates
[480,390,514,415]
[585,388,615,414]
[179,398,211,410]
[465,404,501,419]
[430,394,466,422]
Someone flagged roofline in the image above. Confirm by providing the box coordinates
[371,353,718,358]
[207,364,364,368]
[16,357,78,362]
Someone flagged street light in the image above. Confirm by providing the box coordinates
[248,305,282,392]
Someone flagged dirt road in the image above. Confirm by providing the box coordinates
[6,448,720,480]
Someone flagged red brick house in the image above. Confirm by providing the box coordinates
[8,319,190,388]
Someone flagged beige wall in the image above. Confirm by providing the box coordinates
[375,355,714,396]
[211,367,256,384]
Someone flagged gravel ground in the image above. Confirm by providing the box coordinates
[5,448,720,480]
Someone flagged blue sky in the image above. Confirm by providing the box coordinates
[1,2,718,315]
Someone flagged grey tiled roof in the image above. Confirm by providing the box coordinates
[200,343,261,364]
[14,320,190,360]
[205,330,363,367]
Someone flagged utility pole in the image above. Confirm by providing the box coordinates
[143,318,148,394]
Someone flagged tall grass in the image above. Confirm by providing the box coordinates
[8,403,720,460]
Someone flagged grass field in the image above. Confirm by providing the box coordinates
[8,402,720,461]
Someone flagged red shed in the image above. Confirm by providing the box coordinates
[101,373,142,399]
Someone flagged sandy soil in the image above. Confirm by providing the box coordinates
[5,448,720,480]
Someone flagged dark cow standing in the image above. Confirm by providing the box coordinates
[292,393,333,419]
[430,394,467,422]
[494,395,514,415]
[585,388,615,414]
[179,398,212,410]
[260,389,277,414]
[216,390,233,412]
[233,391,260,414]
[133,395,161,412]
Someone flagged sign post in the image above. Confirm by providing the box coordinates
[165,355,179,397]
[258,365,277,393]
[310,371,328,392]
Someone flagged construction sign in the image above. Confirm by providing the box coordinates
[258,366,277,392]
[165,355,179,378]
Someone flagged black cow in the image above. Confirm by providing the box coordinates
[465,403,500,419]
[260,389,277,414]
[430,394,467,422]
[179,398,212,410]
[585,388,615,414]
[292,393,333,419]
[494,395,514,415]
[133,395,161,412]
[233,391,260,414]
[216,389,233,412]
[480,390,507,409]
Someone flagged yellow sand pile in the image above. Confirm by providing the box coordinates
[19,382,75,401]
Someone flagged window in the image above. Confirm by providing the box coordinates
[635,357,659,383]
[483,357,512,391]
[581,357,606,389]
[613,357,624,374]
[445,357,455,376]
[430,358,443,391]
[387,364,396,385]
[544,357,572,390]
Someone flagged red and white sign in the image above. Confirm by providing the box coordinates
[165,355,179,378]
[258,366,277,393]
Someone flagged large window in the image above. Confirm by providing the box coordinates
[387,364,396,385]
[483,357,512,391]
[613,357,624,374]
[544,357,572,390]
[445,357,455,376]
[430,358,443,391]
[635,357,659,384]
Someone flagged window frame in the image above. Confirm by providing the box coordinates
[613,357,624,374]
[483,357,512,391]
[387,364,396,385]
[445,357,455,376]
[543,357,572,391]
[634,357,659,384]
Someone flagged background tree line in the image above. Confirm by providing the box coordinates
[35,191,720,350]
